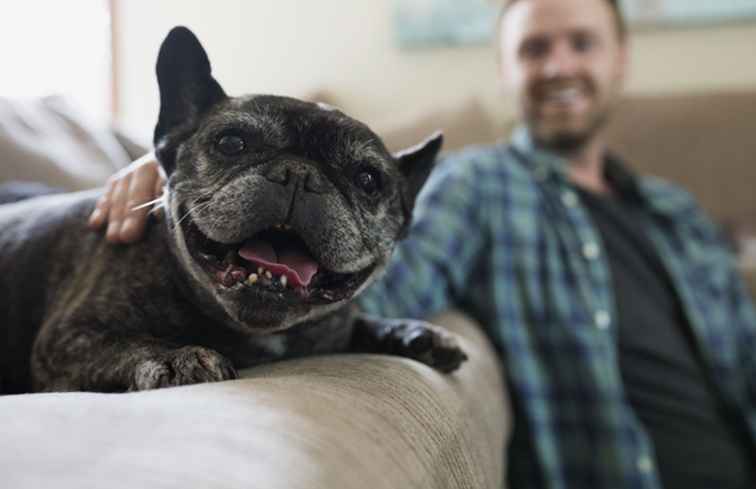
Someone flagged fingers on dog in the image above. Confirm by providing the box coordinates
[88,178,117,229]
[105,174,132,243]
[120,163,161,242]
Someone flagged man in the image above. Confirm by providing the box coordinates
[90,0,756,486]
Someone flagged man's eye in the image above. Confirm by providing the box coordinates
[216,134,246,156]
[521,39,549,59]
[572,34,595,53]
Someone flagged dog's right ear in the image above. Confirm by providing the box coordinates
[154,26,226,174]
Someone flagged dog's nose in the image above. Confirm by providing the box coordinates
[263,164,291,186]
[263,162,329,194]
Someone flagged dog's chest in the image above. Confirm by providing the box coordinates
[228,310,355,368]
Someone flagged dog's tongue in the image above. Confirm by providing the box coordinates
[238,239,318,288]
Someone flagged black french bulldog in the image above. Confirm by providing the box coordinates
[0,27,466,394]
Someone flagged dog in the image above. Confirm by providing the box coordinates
[0,27,466,394]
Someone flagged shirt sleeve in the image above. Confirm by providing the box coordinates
[725,263,756,407]
[357,155,487,320]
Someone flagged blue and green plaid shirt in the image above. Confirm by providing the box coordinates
[358,127,756,489]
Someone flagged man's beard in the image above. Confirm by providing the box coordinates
[524,76,617,156]
[530,107,611,155]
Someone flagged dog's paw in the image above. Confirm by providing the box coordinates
[383,320,468,373]
[130,346,238,391]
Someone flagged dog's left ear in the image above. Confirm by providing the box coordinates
[394,132,443,236]
[154,26,226,174]
[395,131,444,209]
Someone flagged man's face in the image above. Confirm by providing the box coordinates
[498,0,628,151]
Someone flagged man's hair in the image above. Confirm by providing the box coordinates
[498,0,627,40]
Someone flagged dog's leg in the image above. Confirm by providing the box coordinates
[348,314,468,373]
[31,321,237,392]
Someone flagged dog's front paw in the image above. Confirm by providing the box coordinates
[354,317,468,373]
[393,320,468,373]
[130,346,237,391]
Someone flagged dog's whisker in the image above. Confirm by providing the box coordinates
[149,203,166,216]
[173,201,213,229]
[130,197,165,212]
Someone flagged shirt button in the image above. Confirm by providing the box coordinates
[594,310,611,330]
[561,190,578,207]
[637,455,653,473]
[582,242,600,260]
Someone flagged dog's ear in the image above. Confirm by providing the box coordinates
[154,26,226,174]
[394,131,443,235]
[395,131,444,206]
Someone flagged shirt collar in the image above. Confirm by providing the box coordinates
[510,126,571,183]
[509,125,694,221]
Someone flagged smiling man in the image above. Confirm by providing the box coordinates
[87,0,756,487]
[363,0,756,487]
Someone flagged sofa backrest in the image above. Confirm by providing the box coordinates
[0,96,133,191]
[604,91,756,223]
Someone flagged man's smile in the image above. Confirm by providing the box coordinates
[535,81,594,119]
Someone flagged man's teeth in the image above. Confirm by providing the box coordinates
[546,88,581,103]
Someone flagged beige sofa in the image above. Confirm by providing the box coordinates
[2,90,754,488]
[0,311,507,489]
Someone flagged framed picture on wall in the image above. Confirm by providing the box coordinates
[393,0,497,49]
[621,0,756,28]
[394,0,756,50]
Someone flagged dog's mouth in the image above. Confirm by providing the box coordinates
[181,212,375,304]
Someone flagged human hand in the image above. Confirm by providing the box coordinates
[88,152,166,243]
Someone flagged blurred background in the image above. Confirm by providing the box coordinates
[114,0,756,142]
[1,0,755,241]
[1,0,754,142]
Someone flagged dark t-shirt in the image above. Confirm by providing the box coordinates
[577,187,754,489]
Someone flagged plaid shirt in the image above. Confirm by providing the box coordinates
[358,127,756,489]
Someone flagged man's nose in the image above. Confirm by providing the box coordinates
[542,41,580,78]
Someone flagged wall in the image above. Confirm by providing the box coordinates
[114,0,756,143]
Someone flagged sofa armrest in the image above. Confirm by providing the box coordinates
[0,310,509,489]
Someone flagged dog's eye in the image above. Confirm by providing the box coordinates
[355,168,381,195]
[216,134,246,156]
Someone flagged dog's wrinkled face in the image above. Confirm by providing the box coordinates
[152,27,442,332]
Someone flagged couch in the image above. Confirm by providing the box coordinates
[1,89,754,488]
[0,311,507,489]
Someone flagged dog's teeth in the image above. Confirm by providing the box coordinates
[232,271,247,284]
[247,273,258,285]
[280,275,288,287]
[265,270,273,280]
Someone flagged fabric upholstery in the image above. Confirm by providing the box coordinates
[604,91,756,224]
[0,311,509,489]
[0,96,133,190]
[372,98,498,154]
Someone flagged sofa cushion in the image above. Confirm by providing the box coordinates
[605,91,756,223]
[0,96,133,191]
[0,311,508,489]
[373,98,498,154]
